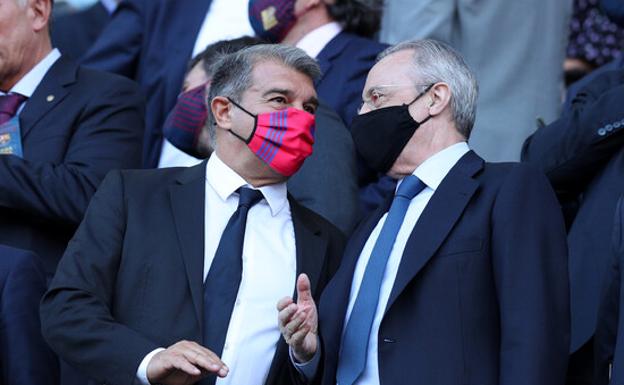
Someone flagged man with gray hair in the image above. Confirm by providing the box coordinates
[41,44,345,385]
[278,39,571,385]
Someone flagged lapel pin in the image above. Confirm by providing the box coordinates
[46,95,55,102]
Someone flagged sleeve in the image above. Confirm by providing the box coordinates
[0,76,144,225]
[490,165,570,385]
[81,0,145,78]
[521,72,624,196]
[290,344,321,382]
[136,348,166,385]
[594,196,624,385]
[40,171,160,385]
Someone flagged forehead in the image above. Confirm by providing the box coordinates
[364,49,417,90]
[246,59,316,99]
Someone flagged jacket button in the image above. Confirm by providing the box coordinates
[598,128,607,136]
[615,122,621,129]
[606,124,614,131]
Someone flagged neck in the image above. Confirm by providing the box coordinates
[215,143,286,188]
[0,39,52,92]
[282,7,333,45]
[389,122,465,179]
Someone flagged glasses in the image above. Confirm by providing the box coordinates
[358,83,434,112]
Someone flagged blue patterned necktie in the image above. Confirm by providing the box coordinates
[337,175,426,385]
[202,187,264,361]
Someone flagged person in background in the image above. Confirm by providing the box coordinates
[83,0,256,168]
[51,0,120,60]
[280,39,570,385]
[163,36,359,235]
[523,69,624,385]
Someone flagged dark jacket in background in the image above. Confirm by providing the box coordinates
[0,56,144,278]
[51,2,111,61]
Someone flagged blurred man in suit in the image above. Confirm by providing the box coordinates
[0,0,144,278]
[279,39,570,385]
[523,70,624,385]
[163,36,359,235]
[41,44,345,385]
[594,195,624,385]
[83,0,255,168]
[0,245,57,385]
[51,0,119,60]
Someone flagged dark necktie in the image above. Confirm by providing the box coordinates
[337,175,426,385]
[0,93,27,125]
[203,187,264,359]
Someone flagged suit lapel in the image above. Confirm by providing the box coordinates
[169,161,207,327]
[289,196,328,297]
[20,56,75,140]
[385,151,483,312]
[315,32,351,86]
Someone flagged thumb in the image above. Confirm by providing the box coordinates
[296,273,313,304]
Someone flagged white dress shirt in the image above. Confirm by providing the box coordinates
[137,153,297,385]
[99,0,118,14]
[296,21,342,59]
[158,0,254,169]
[0,49,61,115]
[294,142,470,384]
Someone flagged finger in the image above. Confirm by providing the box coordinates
[182,349,223,373]
[296,274,313,304]
[285,311,307,336]
[277,296,294,311]
[278,303,298,326]
[180,341,226,368]
[290,324,312,346]
[169,355,202,376]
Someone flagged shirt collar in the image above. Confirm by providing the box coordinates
[9,49,61,98]
[100,0,118,14]
[206,153,288,216]
[296,21,343,59]
[397,142,471,192]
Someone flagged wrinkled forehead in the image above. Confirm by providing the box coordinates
[247,59,317,100]
[364,50,418,93]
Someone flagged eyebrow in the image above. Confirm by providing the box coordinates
[262,88,319,108]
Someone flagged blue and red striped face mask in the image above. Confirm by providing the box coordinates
[227,98,316,177]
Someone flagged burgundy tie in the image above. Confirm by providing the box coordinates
[0,93,27,125]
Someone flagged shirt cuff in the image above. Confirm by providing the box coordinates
[289,343,320,382]
[135,347,166,385]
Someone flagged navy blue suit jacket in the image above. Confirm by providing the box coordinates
[51,2,111,61]
[0,56,144,278]
[523,69,624,351]
[314,151,570,385]
[315,32,387,127]
[0,245,58,385]
[83,0,213,168]
[595,196,624,385]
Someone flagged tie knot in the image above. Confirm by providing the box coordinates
[237,187,264,209]
[395,175,426,200]
[0,93,27,116]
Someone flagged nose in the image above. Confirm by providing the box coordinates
[358,103,371,115]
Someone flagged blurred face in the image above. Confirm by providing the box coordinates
[182,61,210,92]
[0,0,50,91]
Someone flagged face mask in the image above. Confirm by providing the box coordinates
[162,84,209,159]
[248,0,297,43]
[227,98,315,177]
[350,85,433,174]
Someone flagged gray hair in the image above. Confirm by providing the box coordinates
[206,44,321,146]
[378,39,478,138]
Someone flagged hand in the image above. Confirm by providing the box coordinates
[277,274,318,363]
[146,340,228,385]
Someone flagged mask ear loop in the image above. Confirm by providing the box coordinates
[405,83,435,106]
[226,97,258,144]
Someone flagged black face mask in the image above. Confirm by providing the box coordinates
[350,84,433,174]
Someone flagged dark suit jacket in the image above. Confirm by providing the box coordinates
[51,2,111,61]
[522,69,624,351]
[82,0,214,168]
[0,245,58,385]
[315,32,387,128]
[594,196,624,385]
[40,162,345,385]
[313,151,570,385]
[0,55,144,277]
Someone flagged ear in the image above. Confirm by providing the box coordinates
[29,0,52,33]
[296,0,322,15]
[428,82,452,117]
[210,96,233,130]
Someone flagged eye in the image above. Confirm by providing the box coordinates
[303,104,317,114]
[269,96,287,105]
[370,90,385,107]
